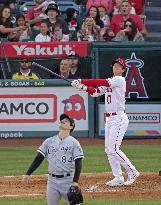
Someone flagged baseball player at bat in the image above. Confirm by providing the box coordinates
[71,58,140,186]
[22,114,84,205]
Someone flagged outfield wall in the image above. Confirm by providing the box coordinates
[0,80,94,138]
[0,42,161,138]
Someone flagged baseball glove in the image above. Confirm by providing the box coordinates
[67,185,83,205]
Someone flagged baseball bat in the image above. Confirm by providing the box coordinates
[32,62,72,83]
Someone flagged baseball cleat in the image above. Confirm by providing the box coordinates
[124,170,140,186]
[106,176,124,187]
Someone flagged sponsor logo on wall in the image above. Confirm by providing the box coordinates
[0,94,57,123]
[125,52,148,98]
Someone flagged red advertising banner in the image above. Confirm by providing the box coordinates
[0,41,89,58]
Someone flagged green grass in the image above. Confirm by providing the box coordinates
[1,198,161,205]
[0,144,160,176]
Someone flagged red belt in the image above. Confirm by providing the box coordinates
[105,112,117,117]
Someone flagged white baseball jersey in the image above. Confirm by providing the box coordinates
[38,135,84,175]
[98,76,126,113]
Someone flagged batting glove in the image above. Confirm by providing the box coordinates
[77,84,87,91]
[71,79,82,88]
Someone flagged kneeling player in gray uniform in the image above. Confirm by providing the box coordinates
[22,114,84,205]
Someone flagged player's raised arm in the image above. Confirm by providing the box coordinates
[71,79,110,87]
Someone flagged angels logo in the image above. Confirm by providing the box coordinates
[62,94,86,120]
[125,53,148,98]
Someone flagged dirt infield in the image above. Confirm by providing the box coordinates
[0,173,161,199]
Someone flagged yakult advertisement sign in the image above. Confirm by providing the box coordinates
[0,42,88,58]
[0,87,88,138]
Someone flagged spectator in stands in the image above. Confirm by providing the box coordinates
[86,6,104,30]
[113,0,135,15]
[12,59,40,80]
[98,6,110,29]
[86,0,113,15]
[65,8,80,41]
[15,15,32,42]
[51,59,75,79]
[5,0,16,9]
[5,0,20,25]
[0,6,25,40]
[26,0,44,31]
[77,16,99,41]
[35,20,51,42]
[108,0,147,38]
[45,4,69,36]
[113,18,144,41]
[51,23,69,41]
[69,57,82,79]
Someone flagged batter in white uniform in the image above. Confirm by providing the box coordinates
[22,114,84,204]
[71,58,140,187]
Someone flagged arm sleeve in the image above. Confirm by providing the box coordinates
[26,152,45,175]
[86,87,100,95]
[81,79,110,86]
[73,158,82,183]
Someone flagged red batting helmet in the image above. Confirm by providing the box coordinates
[112,58,126,70]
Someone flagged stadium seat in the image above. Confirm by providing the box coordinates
[57,1,82,15]
[20,0,36,10]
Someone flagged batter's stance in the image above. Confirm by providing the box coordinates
[22,114,84,204]
[71,58,140,187]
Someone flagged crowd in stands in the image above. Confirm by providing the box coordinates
[10,56,89,80]
[0,0,147,43]
[0,0,147,79]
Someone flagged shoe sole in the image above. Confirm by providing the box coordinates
[107,183,124,187]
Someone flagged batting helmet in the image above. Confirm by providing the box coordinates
[60,114,75,133]
[112,58,126,70]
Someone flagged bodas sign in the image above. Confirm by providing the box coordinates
[0,94,57,123]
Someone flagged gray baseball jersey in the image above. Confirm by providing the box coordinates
[37,135,84,175]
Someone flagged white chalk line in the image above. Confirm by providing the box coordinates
[0,194,44,198]
[0,174,48,178]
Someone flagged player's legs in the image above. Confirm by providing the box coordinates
[59,176,73,204]
[47,177,61,205]
[109,114,138,173]
[105,118,122,178]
